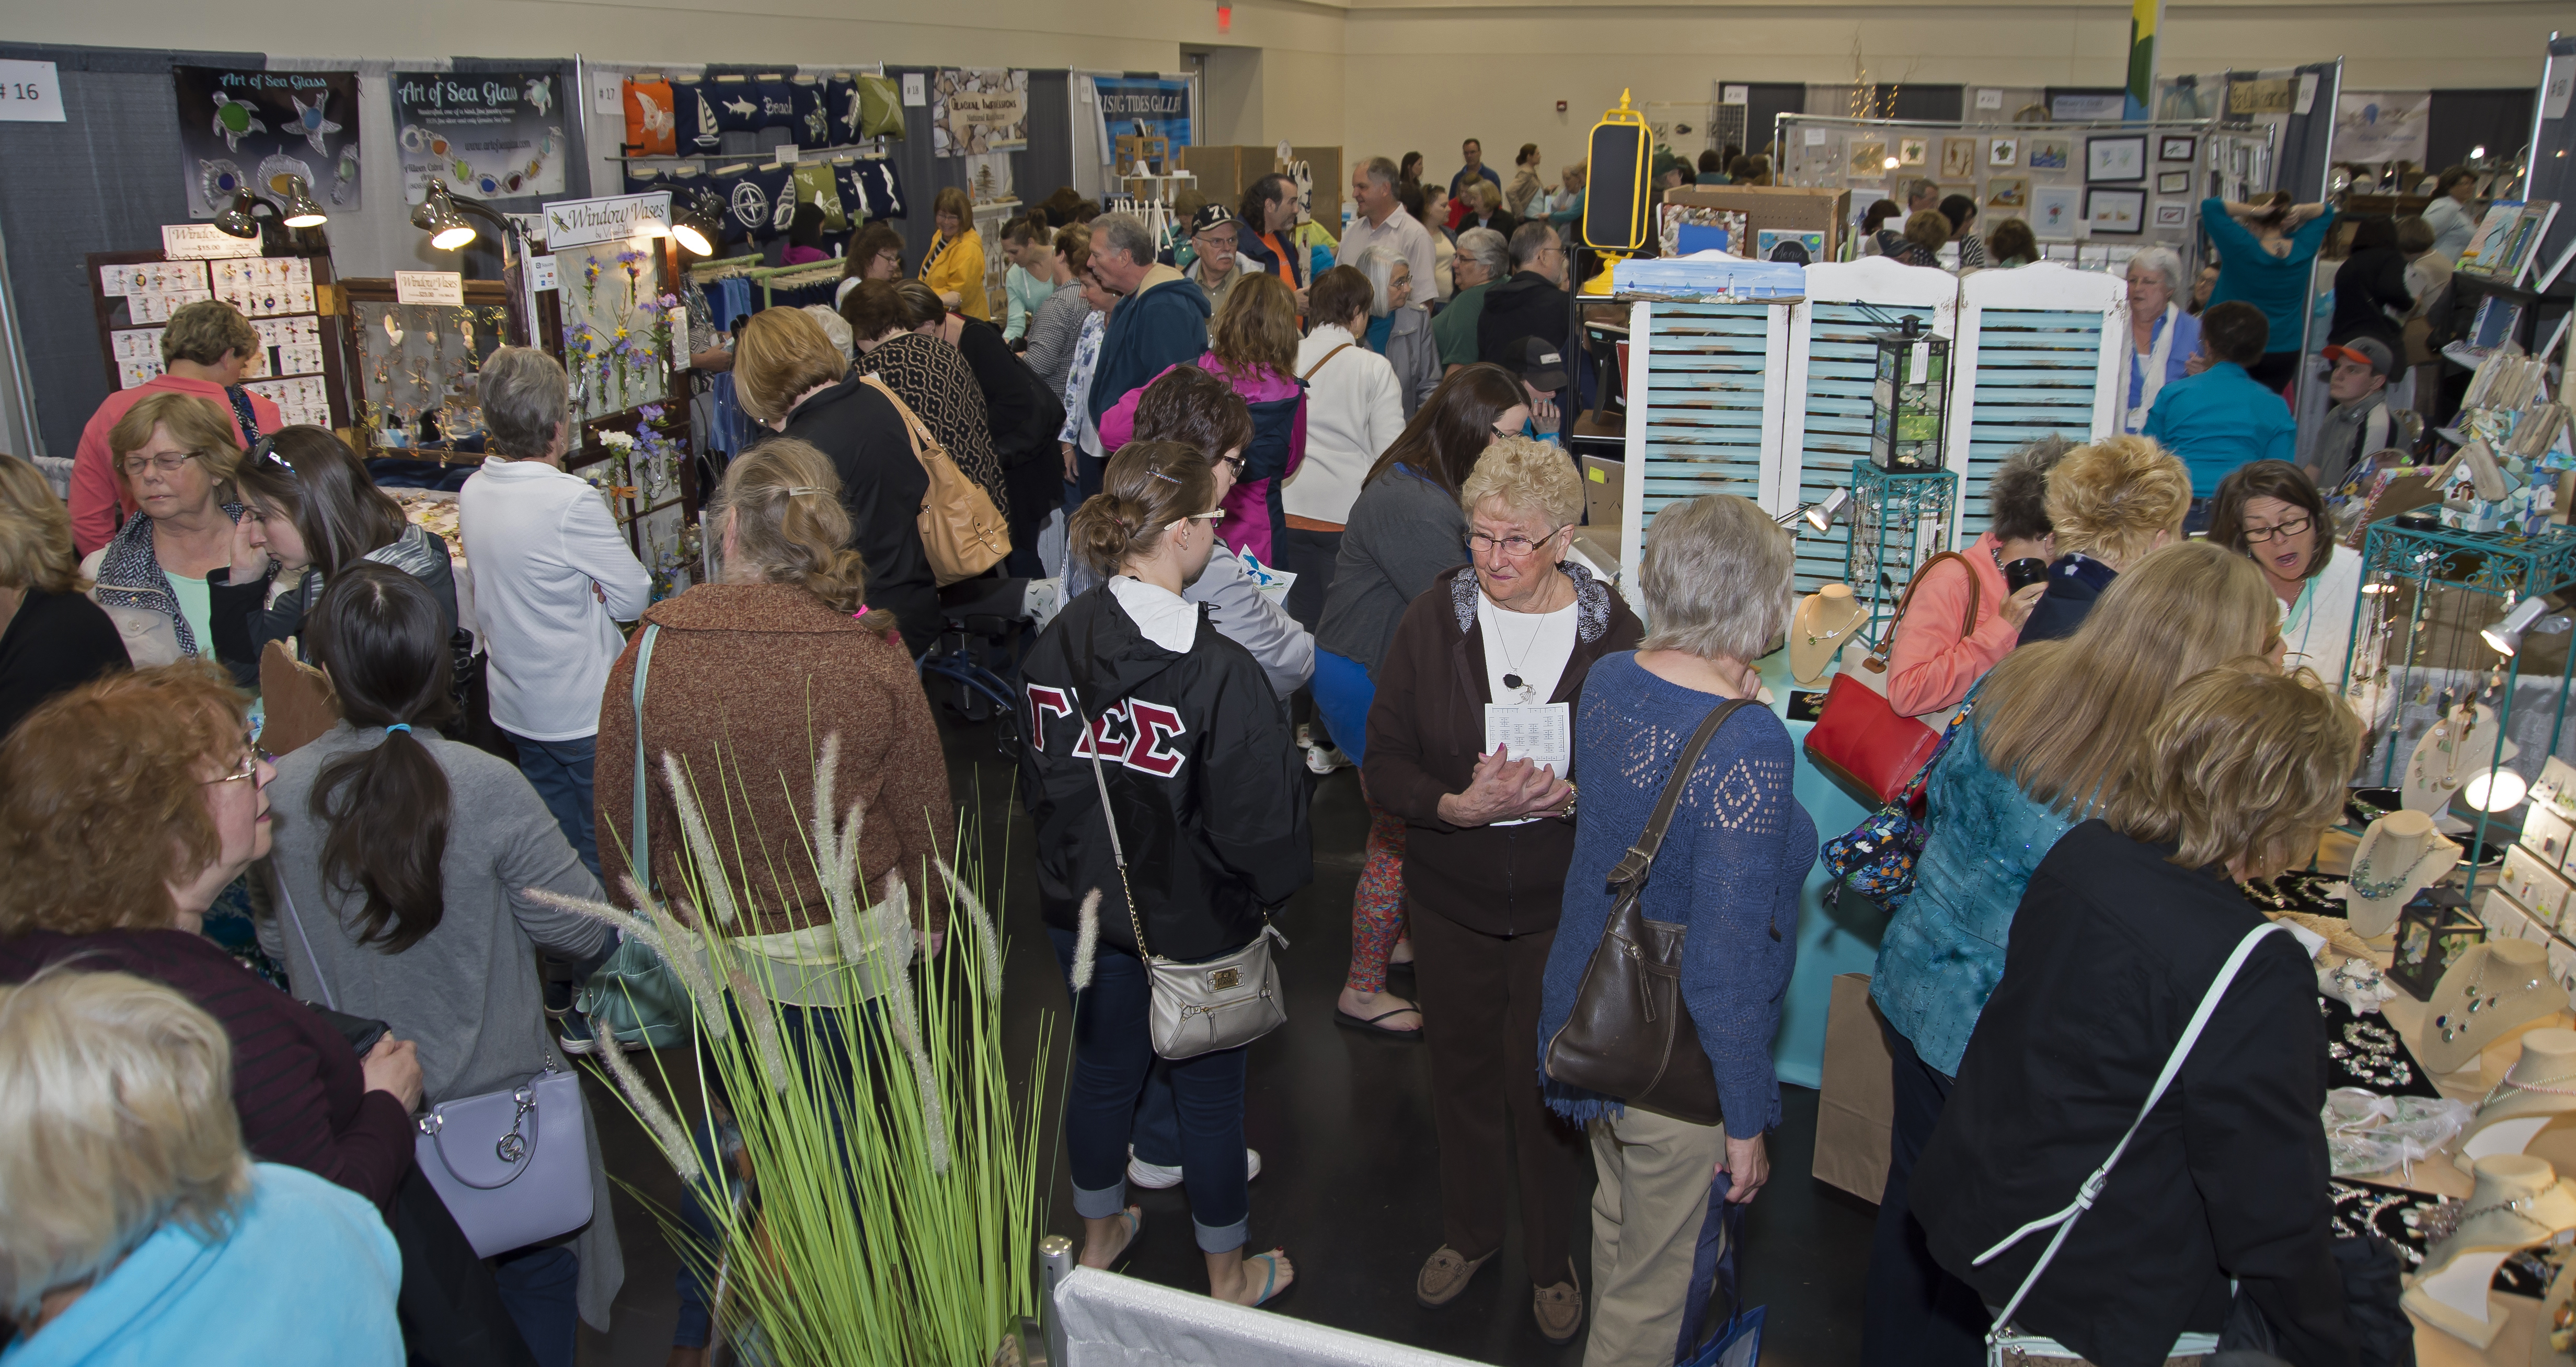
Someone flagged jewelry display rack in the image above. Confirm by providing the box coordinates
[2347,519,2576,898]
[84,248,354,433]
[1842,461,1957,652]
[336,277,514,462]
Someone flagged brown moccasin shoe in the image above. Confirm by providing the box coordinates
[1414,1246,1494,1308]
[1533,1267,1583,1345]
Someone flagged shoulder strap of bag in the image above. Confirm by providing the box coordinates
[631,624,661,894]
[1074,687,1152,961]
[1971,920,2292,1335]
[222,385,265,447]
[275,877,336,1011]
[1302,342,1355,381]
[1895,550,1983,641]
[1607,698,1752,892]
[857,373,941,466]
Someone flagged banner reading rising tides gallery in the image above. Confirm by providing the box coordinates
[1091,76,1192,163]
[393,70,568,202]
[174,65,363,217]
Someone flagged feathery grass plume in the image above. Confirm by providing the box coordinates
[1070,888,1102,993]
[810,733,842,860]
[521,884,662,949]
[591,1028,701,1182]
[724,963,791,1093]
[934,853,1003,1000]
[663,752,740,926]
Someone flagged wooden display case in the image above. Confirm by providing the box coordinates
[84,248,355,434]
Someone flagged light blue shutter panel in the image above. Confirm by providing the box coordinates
[1956,308,2106,543]
[1791,302,1885,594]
[1639,302,1771,522]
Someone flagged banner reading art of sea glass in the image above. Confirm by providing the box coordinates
[174,65,362,217]
[394,69,568,202]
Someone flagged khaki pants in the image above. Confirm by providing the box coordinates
[1584,1107,1727,1367]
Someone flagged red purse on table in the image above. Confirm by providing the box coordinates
[1802,550,1981,810]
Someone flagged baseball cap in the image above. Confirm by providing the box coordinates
[1190,203,1235,236]
[2322,338,2394,379]
[1503,336,1571,392]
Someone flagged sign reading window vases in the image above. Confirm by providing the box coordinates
[172,66,363,217]
[393,71,567,202]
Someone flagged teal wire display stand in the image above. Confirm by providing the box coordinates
[1844,461,1959,653]
[2346,518,2576,900]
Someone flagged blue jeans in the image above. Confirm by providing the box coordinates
[1047,926,1251,1252]
[1046,930,1182,1168]
[492,1244,579,1367]
[504,730,601,881]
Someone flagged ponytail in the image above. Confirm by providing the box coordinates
[304,564,457,953]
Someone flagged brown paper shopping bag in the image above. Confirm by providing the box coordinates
[1814,972,1895,1203]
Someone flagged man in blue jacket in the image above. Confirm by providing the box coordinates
[1083,212,1212,495]
[2141,300,2294,530]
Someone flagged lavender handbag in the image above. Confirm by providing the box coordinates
[278,879,595,1258]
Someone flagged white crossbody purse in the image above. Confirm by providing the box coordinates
[1976,921,2287,1365]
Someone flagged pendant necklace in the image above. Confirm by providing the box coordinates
[1804,598,1858,651]
[1491,584,1562,705]
[2348,829,2416,901]
[2435,953,2545,1043]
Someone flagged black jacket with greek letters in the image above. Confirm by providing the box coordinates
[1019,581,1312,963]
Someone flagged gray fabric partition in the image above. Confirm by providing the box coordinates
[0,42,263,462]
[1022,71,1076,210]
[2272,60,2344,204]
[2517,39,2576,305]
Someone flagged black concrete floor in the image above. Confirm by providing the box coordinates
[577,708,1874,1366]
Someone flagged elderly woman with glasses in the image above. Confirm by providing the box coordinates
[1362,435,1643,1345]
[2122,248,2201,434]
[78,392,257,681]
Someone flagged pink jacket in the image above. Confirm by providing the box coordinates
[1096,353,1307,562]
[1884,533,2020,720]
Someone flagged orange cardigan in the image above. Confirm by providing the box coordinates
[1885,533,2020,720]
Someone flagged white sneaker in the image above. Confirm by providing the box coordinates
[1023,577,1064,631]
[1305,744,1352,775]
[1295,723,1315,749]
[1126,1145,1263,1189]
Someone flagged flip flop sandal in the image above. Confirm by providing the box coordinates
[1096,1206,1142,1268]
[1245,1249,1291,1308]
[1334,1005,1424,1038]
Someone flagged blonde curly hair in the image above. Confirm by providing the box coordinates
[1460,434,1584,530]
[2043,435,2192,568]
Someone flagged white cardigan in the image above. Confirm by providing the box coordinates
[457,457,652,742]
[1284,325,1405,527]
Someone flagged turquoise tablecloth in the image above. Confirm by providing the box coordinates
[1753,650,1879,1090]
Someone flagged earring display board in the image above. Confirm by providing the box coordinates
[83,248,351,431]
[336,280,513,457]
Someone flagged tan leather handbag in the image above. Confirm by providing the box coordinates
[857,375,1011,585]
[1542,698,1751,1126]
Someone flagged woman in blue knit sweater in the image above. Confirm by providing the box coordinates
[1536,494,1817,1367]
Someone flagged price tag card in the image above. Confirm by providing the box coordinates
[1484,703,1571,774]
[0,61,65,122]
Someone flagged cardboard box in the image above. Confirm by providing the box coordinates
[1173,145,1344,225]
[1662,184,1851,261]
[1581,456,1624,537]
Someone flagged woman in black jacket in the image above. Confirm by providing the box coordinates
[1019,441,1310,1310]
[892,279,1066,577]
[1912,663,2361,1367]
[734,307,939,656]
[2329,216,2413,362]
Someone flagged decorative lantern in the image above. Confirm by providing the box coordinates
[1869,315,1950,473]
[2387,884,2482,1001]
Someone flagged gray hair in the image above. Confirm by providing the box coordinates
[477,346,569,459]
[1362,156,1400,190]
[1637,494,1796,664]
[1456,227,1509,280]
[1508,221,1559,271]
[1358,245,1406,317]
[1902,178,1940,206]
[1089,212,1157,269]
[2128,246,2186,295]
[1987,435,2078,542]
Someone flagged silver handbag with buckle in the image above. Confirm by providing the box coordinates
[1079,690,1288,1060]
[278,877,595,1258]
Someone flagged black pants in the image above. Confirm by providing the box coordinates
[395,1164,540,1366]
[1859,1018,1987,1367]
[1275,527,1340,633]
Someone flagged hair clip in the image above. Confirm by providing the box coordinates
[783,485,824,495]
[254,438,290,471]
[1147,469,1181,485]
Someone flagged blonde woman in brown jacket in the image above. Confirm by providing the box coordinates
[593,437,955,961]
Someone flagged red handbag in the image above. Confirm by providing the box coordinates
[1802,551,1981,809]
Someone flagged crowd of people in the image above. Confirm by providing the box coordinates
[0,138,2457,1367]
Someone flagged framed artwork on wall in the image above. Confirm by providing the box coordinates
[1899,137,1928,167]
[2087,187,2146,234]
[2153,202,2189,228]
[1849,141,1888,176]
[2158,134,2197,162]
[2033,184,2080,237]
[2156,170,2190,194]
[1989,137,2019,167]
[1940,137,1980,179]
[1985,177,2029,210]
[2087,135,2147,182]
[2028,139,2070,171]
